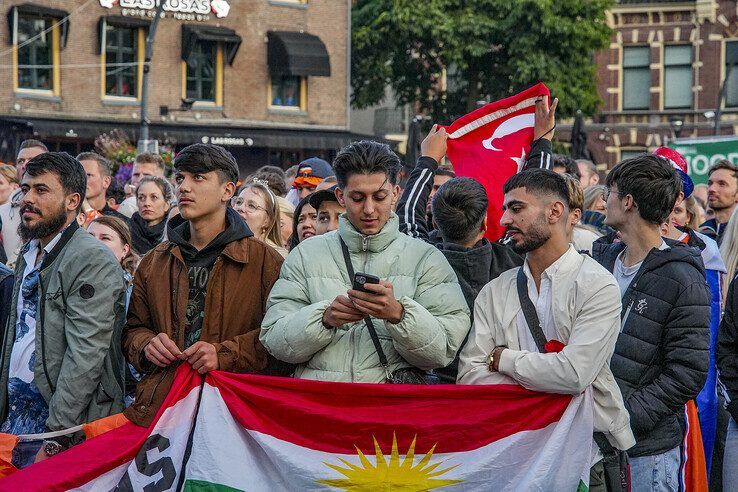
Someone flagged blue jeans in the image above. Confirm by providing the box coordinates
[11,440,43,469]
[724,416,738,491]
[629,446,680,492]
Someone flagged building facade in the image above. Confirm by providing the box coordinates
[0,0,356,175]
[581,0,738,171]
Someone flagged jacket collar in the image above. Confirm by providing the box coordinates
[337,213,399,253]
[21,220,80,271]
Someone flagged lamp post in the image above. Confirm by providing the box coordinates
[669,116,684,139]
[137,1,166,154]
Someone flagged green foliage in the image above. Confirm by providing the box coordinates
[352,0,613,122]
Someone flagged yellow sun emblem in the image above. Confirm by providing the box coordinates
[316,433,462,491]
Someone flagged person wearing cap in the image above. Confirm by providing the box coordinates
[658,147,726,474]
[309,185,346,236]
[287,157,335,205]
[122,144,290,427]
[592,153,710,488]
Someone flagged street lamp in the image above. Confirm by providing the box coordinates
[669,116,684,139]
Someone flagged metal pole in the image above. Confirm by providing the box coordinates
[714,61,736,136]
[138,1,166,153]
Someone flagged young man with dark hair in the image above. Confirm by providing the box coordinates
[261,140,469,383]
[1,140,48,266]
[123,143,287,427]
[552,154,581,180]
[458,168,634,488]
[593,154,710,488]
[700,160,738,244]
[77,152,128,223]
[0,152,127,467]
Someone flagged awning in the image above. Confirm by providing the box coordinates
[181,24,241,66]
[6,3,70,48]
[267,31,331,77]
[0,117,381,151]
[96,16,151,55]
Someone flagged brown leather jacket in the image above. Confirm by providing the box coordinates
[122,228,286,426]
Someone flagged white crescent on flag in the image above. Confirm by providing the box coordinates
[482,113,535,151]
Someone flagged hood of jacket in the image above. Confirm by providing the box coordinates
[167,207,253,266]
[337,213,399,254]
[678,227,727,273]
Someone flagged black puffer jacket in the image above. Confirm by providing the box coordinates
[594,239,710,457]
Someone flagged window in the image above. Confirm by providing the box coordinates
[104,25,140,98]
[16,15,55,91]
[185,40,217,102]
[664,45,693,109]
[622,46,650,110]
[270,75,305,109]
[726,41,738,108]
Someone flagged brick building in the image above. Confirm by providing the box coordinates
[0,0,357,175]
[578,0,738,171]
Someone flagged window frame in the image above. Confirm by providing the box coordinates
[663,44,694,110]
[621,45,651,111]
[12,13,61,96]
[725,40,738,108]
[268,75,307,112]
[181,41,224,106]
[100,24,145,101]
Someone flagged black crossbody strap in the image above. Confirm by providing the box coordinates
[516,267,548,353]
[339,237,392,376]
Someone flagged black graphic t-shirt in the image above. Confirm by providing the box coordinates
[184,265,212,349]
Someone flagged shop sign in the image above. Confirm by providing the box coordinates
[99,0,230,21]
[668,136,738,186]
[201,136,254,146]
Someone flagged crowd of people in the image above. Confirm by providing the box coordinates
[0,96,737,492]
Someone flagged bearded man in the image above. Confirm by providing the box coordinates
[0,153,126,468]
[458,168,634,490]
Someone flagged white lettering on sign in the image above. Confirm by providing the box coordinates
[200,136,254,146]
[101,0,229,18]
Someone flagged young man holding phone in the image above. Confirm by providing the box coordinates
[261,140,470,383]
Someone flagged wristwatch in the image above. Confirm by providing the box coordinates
[43,439,64,456]
[486,346,506,372]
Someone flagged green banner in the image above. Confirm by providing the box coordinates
[668,136,738,185]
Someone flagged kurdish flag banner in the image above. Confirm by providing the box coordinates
[444,83,550,242]
[1,365,595,491]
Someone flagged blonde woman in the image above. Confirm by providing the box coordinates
[0,165,19,206]
[233,178,287,257]
[276,196,295,248]
[721,207,738,294]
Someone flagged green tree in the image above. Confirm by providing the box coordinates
[352,0,613,122]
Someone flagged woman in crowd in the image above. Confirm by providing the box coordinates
[583,185,606,213]
[277,196,295,248]
[671,195,704,231]
[288,194,318,250]
[0,165,19,206]
[130,176,173,255]
[234,179,287,257]
[721,207,738,299]
[87,215,140,407]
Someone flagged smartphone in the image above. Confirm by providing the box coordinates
[353,272,380,293]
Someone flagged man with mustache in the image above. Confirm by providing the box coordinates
[0,152,127,467]
[458,169,634,490]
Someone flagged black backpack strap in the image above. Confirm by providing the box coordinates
[515,267,548,353]
[339,237,392,379]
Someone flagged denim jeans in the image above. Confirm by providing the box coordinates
[11,440,43,469]
[629,446,680,492]
[724,416,738,491]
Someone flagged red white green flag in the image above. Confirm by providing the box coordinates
[0,365,595,491]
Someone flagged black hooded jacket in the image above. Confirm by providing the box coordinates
[594,238,710,457]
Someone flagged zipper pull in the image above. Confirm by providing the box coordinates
[362,236,368,252]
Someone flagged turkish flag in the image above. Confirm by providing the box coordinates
[444,83,550,241]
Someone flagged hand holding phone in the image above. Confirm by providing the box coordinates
[352,272,380,293]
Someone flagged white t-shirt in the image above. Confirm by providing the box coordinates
[613,240,669,297]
